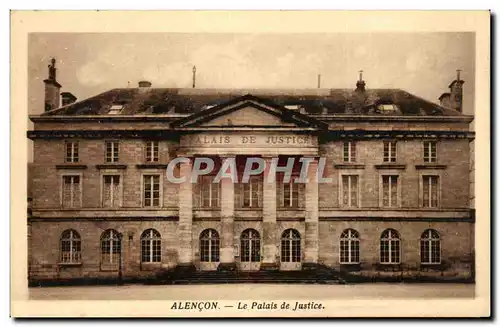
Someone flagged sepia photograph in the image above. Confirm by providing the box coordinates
[11,11,490,318]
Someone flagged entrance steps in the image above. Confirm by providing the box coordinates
[151,264,347,285]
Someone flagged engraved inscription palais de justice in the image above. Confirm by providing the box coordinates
[189,135,312,145]
[27,58,475,286]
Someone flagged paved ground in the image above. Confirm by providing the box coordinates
[29,283,474,300]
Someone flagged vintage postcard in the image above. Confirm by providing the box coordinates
[11,11,490,318]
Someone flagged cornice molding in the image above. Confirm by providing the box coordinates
[27,129,475,140]
[96,164,128,170]
[375,164,407,170]
[415,164,448,170]
[55,164,88,170]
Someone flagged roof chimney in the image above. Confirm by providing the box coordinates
[355,70,366,92]
[192,66,196,88]
[138,80,152,88]
[448,69,465,112]
[43,58,62,111]
[138,80,152,93]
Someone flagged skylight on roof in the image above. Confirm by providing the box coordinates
[285,105,300,110]
[204,104,217,110]
[378,104,398,112]
[108,104,124,115]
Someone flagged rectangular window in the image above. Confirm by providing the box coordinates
[421,239,441,264]
[342,175,359,207]
[241,176,262,208]
[380,239,400,263]
[103,175,121,208]
[279,177,303,208]
[199,176,220,208]
[62,175,81,208]
[143,175,160,207]
[343,142,356,163]
[422,175,439,208]
[145,141,159,162]
[383,141,397,162]
[423,141,437,163]
[65,141,79,163]
[105,141,119,163]
[382,175,399,207]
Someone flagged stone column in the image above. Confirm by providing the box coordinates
[261,156,279,271]
[218,157,236,271]
[178,158,195,271]
[304,158,319,269]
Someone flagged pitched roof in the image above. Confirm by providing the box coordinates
[170,94,328,129]
[42,87,462,117]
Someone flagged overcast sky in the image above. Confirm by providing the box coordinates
[28,32,475,116]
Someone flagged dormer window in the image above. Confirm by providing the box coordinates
[377,104,398,112]
[108,104,124,115]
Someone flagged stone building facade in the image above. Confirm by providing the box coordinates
[27,60,475,283]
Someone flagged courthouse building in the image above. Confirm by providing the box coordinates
[27,59,475,283]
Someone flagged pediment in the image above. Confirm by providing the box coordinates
[171,94,327,130]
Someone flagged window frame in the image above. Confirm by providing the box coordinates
[379,173,401,208]
[199,229,220,263]
[280,229,301,263]
[100,172,124,208]
[339,229,360,264]
[339,173,361,208]
[144,140,160,163]
[60,172,83,208]
[420,173,441,208]
[240,175,263,208]
[197,175,220,209]
[141,173,163,208]
[105,140,120,163]
[65,140,79,163]
[420,229,441,265]
[383,141,397,163]
[240,229,261,263]
[141,229,162,263]
[379,229,401,264]
[423,141,438,163]
[278,175,304,209]
[100,229,121,268]
[343,141,357,163]
[59,229,82,264]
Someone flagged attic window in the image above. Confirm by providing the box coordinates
[378,104,398,112]
[108,105,124,115]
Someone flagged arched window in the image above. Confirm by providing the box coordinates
[60,229,81,264]
[420,229,441,264]
[380,229,400,264]
[200,229,220,262]
[100,229,121,265]
[241,229,261,262]
[141,229,161,263]
[340,229,360,264]
[281,229,301,262]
